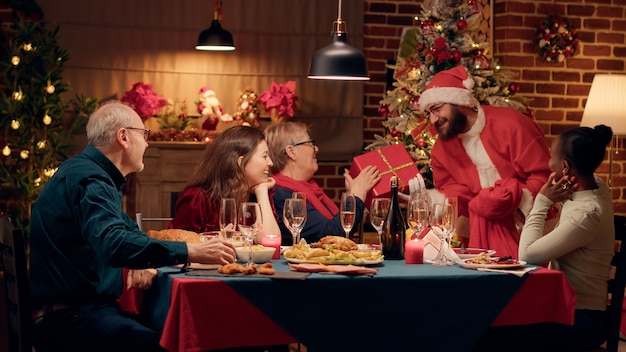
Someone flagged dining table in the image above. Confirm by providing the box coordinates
[119,259,576,352]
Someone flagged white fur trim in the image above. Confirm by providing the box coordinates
[419,87,479,112]
[462,76,475,90]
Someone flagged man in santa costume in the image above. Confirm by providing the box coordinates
[418,65,552,259]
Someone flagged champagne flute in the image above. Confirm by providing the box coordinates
[443,197,458,264]
[429,202,453,266]
[219,198,237,242]
[340,192,356,239]
[407,198,429,240]
[238,202,263,265]
[283,198,307,245]
[369,198,390,250]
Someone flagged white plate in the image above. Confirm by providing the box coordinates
[453,248,496,259]
[455,259,526,270]
[285,257,383,266]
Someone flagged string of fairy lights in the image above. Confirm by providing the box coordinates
[3,42,59,186]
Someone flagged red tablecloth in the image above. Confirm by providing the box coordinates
[119,267,575,352]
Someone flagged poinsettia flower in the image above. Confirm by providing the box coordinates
[121,82,167,121]
[259,80,298,118]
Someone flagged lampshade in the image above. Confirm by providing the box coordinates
[580,74,626,134]
[195,1,235,51]
[307,0,369,81]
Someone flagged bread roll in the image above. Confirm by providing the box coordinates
[147,229,202,243]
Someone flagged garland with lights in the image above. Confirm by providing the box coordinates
[535,15,579,63]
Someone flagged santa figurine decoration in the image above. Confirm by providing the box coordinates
[195,87,232,130]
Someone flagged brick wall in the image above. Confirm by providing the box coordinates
[353,0,626,214]
[2,0,625,212]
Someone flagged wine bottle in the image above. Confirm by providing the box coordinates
[382,176,406,259]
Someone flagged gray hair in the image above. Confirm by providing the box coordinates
[86,100,137,149]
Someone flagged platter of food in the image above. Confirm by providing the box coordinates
[455,252,526,269]
[453,248,496,259]
[283,236,384,266]
[285,257,384,266]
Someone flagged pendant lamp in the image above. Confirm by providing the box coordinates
[195,0,235,51]
[308,0,369,80]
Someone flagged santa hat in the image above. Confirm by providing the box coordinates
[418,65,479,112]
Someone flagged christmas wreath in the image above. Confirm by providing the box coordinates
[535,15,579,63]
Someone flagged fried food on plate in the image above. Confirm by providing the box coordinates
[310,235,358,251]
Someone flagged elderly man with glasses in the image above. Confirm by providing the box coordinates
[417,65,554,259]
[29,100,236,352]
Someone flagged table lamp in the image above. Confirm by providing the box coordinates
[579,74,626,188]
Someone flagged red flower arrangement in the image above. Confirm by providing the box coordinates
[121,82,168,121]
[535,16,579,63]
[259,80,298,119]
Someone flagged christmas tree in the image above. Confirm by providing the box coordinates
[367,0,529,188]
[0,3,98,232]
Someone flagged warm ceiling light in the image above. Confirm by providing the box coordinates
[195,0,235,52]
[307,0,369,81]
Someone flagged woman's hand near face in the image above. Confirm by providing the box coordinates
[251,177,276,195]
[540,172,577,203]
[344,165,381,201]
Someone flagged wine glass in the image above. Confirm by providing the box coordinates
[407,197,429,240]
[429,202,453,266]
[369,198,390,249]
[340,192,356,239]
[219,198,237,242]
[292,192,306,201]
[238,202,263,265]
[443,197,458,264]
[283,198,307,245]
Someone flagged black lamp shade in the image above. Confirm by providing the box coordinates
[195,20,235,51]
[308,32,369,81]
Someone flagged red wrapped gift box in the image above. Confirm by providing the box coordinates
[349,144,419,205]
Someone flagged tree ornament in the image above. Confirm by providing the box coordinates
[378,105,389,117]
[46,82,55,94]
[20,150,29,159]
[456,19,468,31]
[12,89,23,101]
[508,82,520,94]
[390,129,401,138]
[11,56,20,66]
[2,146,10,156]
[11,120,20,129]
[37,140,46,149]
[43,114,52,125]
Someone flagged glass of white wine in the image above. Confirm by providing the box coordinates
[407,198,429,239]
[238,202,263,265]
[340,192,356,239]
[283,198,307,245]
[369,198,390,249]
[219,198,237,241]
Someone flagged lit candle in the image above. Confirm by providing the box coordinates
[261,234,282,259]
[405,238,424,264]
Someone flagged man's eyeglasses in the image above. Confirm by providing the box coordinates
[292,139,317,149]
[424,103,445,120]
[126,127,150,141]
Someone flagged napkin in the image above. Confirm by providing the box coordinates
[422,229,460,263]
[476,266,538,277]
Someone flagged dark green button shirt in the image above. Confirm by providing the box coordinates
[30,145,188,307]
